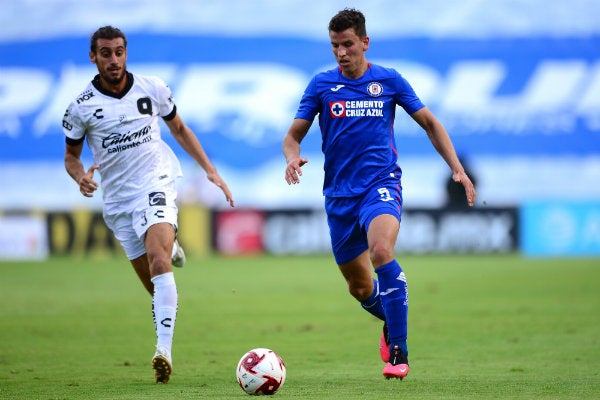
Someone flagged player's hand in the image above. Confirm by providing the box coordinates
[285,157,308,185]
[453,171,476,207]
[78,165,100,197]
[207,172,235,207]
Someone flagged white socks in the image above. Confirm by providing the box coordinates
[151,272,178,355]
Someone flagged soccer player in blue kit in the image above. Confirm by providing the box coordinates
[283,8,476,379]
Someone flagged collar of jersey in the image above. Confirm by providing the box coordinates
[337,62,372,80]
[92,72,134,99]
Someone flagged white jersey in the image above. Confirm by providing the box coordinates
[63,72,183,206]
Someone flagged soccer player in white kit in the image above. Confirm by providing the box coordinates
[63,26,234,384]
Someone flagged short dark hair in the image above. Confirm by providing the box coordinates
[90,26,127,53]
[328,8,367,38]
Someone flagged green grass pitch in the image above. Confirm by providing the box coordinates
[1,253,599,399]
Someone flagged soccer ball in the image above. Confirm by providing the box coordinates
[236,348,286,395]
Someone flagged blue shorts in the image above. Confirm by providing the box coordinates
[325,174,403,265]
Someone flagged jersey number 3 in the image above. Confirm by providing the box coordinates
[377,187,394,202]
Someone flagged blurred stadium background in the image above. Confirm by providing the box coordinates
[1,0,598,260]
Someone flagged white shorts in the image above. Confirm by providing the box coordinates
[103,183,179,260]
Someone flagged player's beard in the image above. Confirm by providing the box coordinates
[102,67,126,87]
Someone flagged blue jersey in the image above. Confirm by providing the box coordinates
[295,63,424,197]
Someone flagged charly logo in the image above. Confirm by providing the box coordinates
[367,82,383,97]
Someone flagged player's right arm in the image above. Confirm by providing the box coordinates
[282,118,312,185]
[63,101,99,198]
[64,141,99,198]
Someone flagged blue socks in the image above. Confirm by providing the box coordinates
[360,278,386,320]
[376,260,408,355]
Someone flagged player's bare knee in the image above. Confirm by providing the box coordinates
[147,253,172,276]
[369,242,394,267]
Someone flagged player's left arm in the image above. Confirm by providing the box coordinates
[411,107,476,206]
[164,113,234,207]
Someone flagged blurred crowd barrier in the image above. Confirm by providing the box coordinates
[3,203,599,260]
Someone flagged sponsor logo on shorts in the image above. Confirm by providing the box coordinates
[149,192,166,206]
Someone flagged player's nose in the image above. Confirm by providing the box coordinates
[109,53,120,63]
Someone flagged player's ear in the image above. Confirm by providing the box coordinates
[362,36,370,51]
[89,51,96,64]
